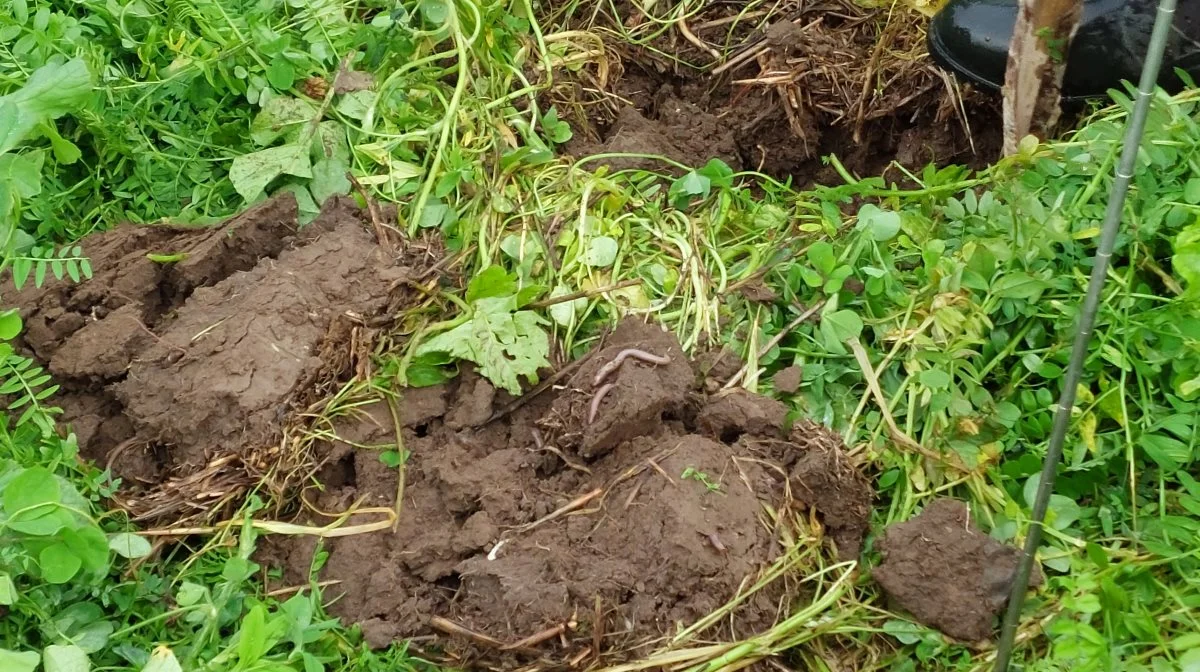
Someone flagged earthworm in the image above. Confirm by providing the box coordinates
[592,348,672,387]
[588,382,615,424]
[706,532,727,553]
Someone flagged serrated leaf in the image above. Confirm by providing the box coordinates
[416,297,550,395]
[465,266,517,302]
[229,144,312,201]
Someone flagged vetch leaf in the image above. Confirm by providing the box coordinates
[0,309,22,340]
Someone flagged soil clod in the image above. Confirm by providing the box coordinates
[872,497,1045,642]
[12,194,406,518]
[260,317,874,664]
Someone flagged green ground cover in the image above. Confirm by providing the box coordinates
[1,0,1198,670]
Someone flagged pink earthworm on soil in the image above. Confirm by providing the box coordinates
[591,348,671,387]
[588,382,615,424]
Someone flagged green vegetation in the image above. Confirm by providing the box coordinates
[2,0,1199,670]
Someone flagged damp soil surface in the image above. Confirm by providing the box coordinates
[10,193,411,518]
[259,319,874,663]
[872,497,1045,643]
[549,0,1003,185]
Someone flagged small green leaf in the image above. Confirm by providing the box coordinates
[0,649,39,672]
[229,144,312,201]
[108,532,152,559]
[583,236,619,267]
[141,647,182,672]
[238,605,269,663]
[420,0,448,23]
[857,204,902,241]
[0,152,43,198]
[820,310,863,343]
[465,266,517,302]
[0,573,16,605]
[0,309,22,340]
[918,368,952,390]
[39,543,83,584]
[3,466,60,517]
[43,645,89,672]
[309,157,351,204]
[266,58,295,91]
[807,242,835,275]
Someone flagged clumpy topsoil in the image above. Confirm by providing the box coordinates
[10,193,411,519]
[11,194,1036,658]
[260,319,875,663]
[873,498,1045,643]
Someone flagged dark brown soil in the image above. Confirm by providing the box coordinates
[552,1,1003,184]
[11,193,408,517]
[872,498,1045,643]
[259,319,873,663]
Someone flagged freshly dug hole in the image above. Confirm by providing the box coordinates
[261,320,874,664]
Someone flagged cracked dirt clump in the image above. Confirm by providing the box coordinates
[258,319,876,665]
[872,497,1045,642]
[12,193,406,494]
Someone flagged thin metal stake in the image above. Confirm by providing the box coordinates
[992,0,1180,668]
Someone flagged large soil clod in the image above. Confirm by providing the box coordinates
[12,193,407,519]
[872,497,1045,642]
[261,319,874,663]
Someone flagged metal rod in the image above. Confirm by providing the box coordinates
[992,0,1180,668]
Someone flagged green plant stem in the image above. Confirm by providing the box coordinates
[993,0,1179,667]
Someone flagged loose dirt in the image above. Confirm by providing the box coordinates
[12,193,409,519]
[551,0,1001,184]
[872,497,1045,642]
[260,319,873,664]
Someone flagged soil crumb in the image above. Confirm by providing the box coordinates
[260,318,874,663]
[772,365,803,394]
[11,193,406,517]
[872,498,1044,642]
